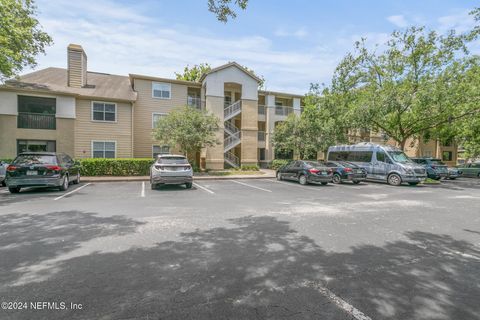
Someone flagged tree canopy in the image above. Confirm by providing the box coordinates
[152,107,220,164]
[208,0,248,23]
[0,0,52,82]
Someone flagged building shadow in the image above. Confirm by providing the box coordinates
[1,215,479,319]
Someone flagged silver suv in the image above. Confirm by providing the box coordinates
[150,155,193,189]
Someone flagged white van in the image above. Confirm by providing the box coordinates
[327,143,427,186]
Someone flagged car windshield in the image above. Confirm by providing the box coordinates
[13,155,57,165]
[158,157,188,164]
[430,159,446,165]
[388,151,412,163]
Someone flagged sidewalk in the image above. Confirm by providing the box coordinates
[82,169,276,182]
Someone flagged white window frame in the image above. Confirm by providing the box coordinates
[152,82,171,100]
[91,101,117,123]
[152,112,167,129]
[152,145,170,158]
[91,140,117,158]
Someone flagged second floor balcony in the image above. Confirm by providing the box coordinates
[275,106,293,116]
[187,96,204,110]
[17,112,56,130]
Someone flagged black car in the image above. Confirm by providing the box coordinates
[410,158,449,180]
[276,160,333,185]
[6,152,81,193]
[325,161,367,184]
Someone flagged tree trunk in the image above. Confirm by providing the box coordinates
[399,138,407,151]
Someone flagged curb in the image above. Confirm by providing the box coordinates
[81,175,275,183]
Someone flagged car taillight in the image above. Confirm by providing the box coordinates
[7,165,17,172]
[344,167,353,173]
[46,165,62,171]
[309,168,320,174]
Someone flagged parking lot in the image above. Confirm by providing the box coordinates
[1,178,480,320]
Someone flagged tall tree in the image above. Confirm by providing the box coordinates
[175,63,212,82]
[152,107,219,165]
[331,26,480,150]
[208,0,248,23]
[0,0,52,82]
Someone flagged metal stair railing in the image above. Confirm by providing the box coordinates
[224,150,240,168]
[224,120,240,135]
[224,132,241,152]
[224,100,242,120]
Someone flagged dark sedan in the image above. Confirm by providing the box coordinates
[6,152,80,193]
[410,158,449,180]
[276,160,333,185]
[325,161,367,184]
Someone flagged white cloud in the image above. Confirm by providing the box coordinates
[274,27,308,39]
[387,15,408,28]
[437,10,476,33]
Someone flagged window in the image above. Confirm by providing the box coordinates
[92,141,116,158]
[259,148,266,161]
[17,96,56,129]
[152,113,167,128]
[17,140,56,155]
[152,145,170,158]
[376,151,386,162]
[152,82,171,99]
[442,151,453,162]
[92,102,116,122]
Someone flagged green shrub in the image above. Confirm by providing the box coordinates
[240,164,259,171]
[271,159,290,170]
[78,158,154,176]
[0,159,14,164]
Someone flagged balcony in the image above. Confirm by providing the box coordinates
[17,113,56,130]
[275,106,293,116]
[187,96,204,110]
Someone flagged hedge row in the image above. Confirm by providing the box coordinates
[78,158,154,176]
[271,159,290,170]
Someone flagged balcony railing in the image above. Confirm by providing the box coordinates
[258,131,265,141]
[187,96,203,110]
[17,112,56,130]
[258,105,266,115]
[275,106,293,116]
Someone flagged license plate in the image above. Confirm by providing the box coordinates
[321,171,328,175]
[26,170,38,176]
[357,170,363,173]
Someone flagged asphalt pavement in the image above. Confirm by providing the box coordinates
[0,177,479,320]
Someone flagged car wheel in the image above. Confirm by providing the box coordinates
[59,175,69,191]
[73,172,80,185]
[353,181,361,184]
[8,187,20,193]
[321,181,328,185]
[387,173,402,186]
[298,175,307,185]
[185,182,192,189]
[408,182,419,186]
[276,172,283,181]
[332,173,342,184]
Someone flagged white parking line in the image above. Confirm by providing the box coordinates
[141,182,145,197]
[54,183,91,201]
[302,281,372,320]
[229,180,272,192]
[193,182,215,194]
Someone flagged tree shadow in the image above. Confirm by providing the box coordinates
[1,215,479,319]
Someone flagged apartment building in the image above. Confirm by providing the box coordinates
[0,44,304,169]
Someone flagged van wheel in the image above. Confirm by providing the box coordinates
[59,175,69,191]
[332,173,342,184]
[9,187,20,193]
[298,175,307,185]
[387,173,402,186]
[185,182,192,189]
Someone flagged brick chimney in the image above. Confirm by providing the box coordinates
[67,44,87,87]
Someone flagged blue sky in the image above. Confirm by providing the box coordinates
[32,0,479,94]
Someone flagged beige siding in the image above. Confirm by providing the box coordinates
[132,79,189,158]
[67,49,84,88]
[0,115,75,159]
[74,99,133,158]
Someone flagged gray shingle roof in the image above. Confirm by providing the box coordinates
[2,67,137,102]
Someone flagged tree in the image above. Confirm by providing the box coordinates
[0,0,52,82]
[271,113,312,159]
[152,107,220,165]
[208,0,248,23]
[331,26,480,150]
[175,63,212,82]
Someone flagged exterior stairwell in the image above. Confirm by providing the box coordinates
[224,100,241,168]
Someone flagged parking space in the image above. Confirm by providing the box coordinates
[1,177,479,319]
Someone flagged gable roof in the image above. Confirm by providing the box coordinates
[2,67,137,102]
[199,62,262,83]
